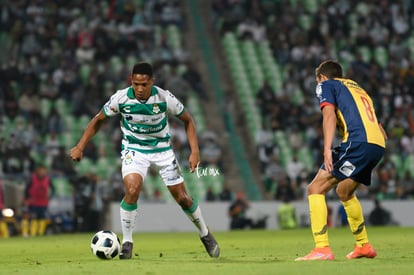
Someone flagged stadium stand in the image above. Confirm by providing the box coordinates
[1,0,414,224]
[0,0,226,224]
[210,0,414,200]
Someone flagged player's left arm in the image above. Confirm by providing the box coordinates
[321,104,337,173]
[177,110,200,172]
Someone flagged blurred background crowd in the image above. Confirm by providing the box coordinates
[1,0,413,235]
[211,0,414,201]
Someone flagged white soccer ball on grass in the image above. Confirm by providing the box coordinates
[90,230,121,260]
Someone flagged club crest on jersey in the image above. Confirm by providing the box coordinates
[152,103,160,114]
[316,84,326,102]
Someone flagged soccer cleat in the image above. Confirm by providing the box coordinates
[346,243,377,259]
[295,247,335,261]
[200,230,220,258]
[119,241,133,259]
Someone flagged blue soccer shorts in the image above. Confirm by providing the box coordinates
[322,141,385,186]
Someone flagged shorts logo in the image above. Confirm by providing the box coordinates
[124,155,133,165]
[339,161,355,177]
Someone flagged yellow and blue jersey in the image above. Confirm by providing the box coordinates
[315,78,385,148]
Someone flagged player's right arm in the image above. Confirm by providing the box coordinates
[379,122,388,141]
[70,110,107,161]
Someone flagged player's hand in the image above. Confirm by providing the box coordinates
[324,149,333,173]
[188,152,200,173]
[70,146,83,162]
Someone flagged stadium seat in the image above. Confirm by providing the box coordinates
[39,98,53,118]
[59,132,76,148]
[374,46,388,69]
[299,14,311,31]
[55,98,71,116]
[79,63,92,84]
[304,0,318,13]
[166,24,181,51]
[110,56,123,75]
[297,147,314,172]
[75,115,91,134]
[74,157,94,176]
[95,157,114,179]
[52,177,73,197]
[390,154,405,179]
[405,154,414,178]
[358,46,371,63]
[187,92,206,133]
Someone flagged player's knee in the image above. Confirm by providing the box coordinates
[125,184,140,198]
[307,184,320,195]
[175,194,192,208]
[335,188,352,201]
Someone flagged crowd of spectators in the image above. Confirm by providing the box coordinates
[2,0,414,206]
[0,0,224,208]
[211,0,414,201]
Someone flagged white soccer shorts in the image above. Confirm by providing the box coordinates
[121,149,184,186]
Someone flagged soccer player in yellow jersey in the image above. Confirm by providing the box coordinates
[295,60,387,261]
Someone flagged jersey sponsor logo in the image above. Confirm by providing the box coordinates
[339,161,355,176]
[123,106,131,113]
[130,124,164,133]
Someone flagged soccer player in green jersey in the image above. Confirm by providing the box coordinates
[70,62,219,259]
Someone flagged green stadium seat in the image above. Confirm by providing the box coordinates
[390,154,404,179]
[95,157,114,180]
[79,63,92,84]
[304,0,318,13]
[374,46,388,68]
[299,14,311,31]
[186,92,206,133]
[404,154,414,178]
[55,98,71,115]
[52,177,73,197]
[166,25,181,50]
[74,157,94,176]
[110,56,123,75]
[358,46,371,63]
[297,147,314,172]
[39,98,53,118]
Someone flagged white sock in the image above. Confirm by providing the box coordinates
[186,206,209,237]
[120,207,138,243]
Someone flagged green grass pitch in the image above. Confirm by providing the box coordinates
[1,227,413,275]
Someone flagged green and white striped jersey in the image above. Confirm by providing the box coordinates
[102,85,185,153]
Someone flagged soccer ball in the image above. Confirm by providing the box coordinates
[90,230,121,260]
